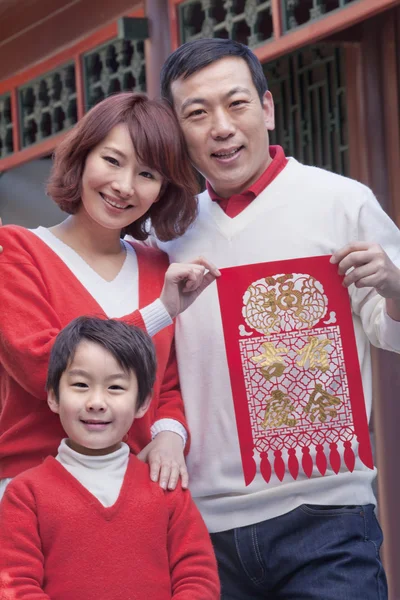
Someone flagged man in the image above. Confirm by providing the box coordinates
[148,38,400,599]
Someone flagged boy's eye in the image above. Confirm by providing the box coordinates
[72,382,88,388]
[103,156,119,166]
[109,385,125,391]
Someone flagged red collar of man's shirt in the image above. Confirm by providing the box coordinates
[206,145,288,218]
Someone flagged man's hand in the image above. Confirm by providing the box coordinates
[137,431,188,490]
[160,257,220,319]
[331,242,400,320]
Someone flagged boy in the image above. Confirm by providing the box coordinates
[0,316,220,600]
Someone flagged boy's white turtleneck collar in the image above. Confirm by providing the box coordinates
[56,439,130,507]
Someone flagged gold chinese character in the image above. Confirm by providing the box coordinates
[297,336,330,372]
[262,389,297,428]
[303,384,341,423]
[251,342,289,381]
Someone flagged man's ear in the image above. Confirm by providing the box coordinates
[135,394,152,419]
[262,91,275,131]
[47,390,60,414]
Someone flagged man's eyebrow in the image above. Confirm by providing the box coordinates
[180,86,252,113]
[225,86,252,98]
[103,146,127,159]
[180,97,206,113]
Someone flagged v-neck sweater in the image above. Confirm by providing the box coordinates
[0,455,220,599]
[56,439,130,507]
[151,157,400,532]
[0,225,188,479]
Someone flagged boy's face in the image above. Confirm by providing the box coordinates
[48,340,150,455]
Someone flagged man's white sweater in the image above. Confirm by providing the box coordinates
[151,158,400,533]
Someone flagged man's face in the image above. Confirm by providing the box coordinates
[171,57,275,198]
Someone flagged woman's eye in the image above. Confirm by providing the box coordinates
[140,171,155,180]
[104,156,119,166]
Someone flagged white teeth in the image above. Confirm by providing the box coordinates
[213,148,240,158]
[102,194,127,209]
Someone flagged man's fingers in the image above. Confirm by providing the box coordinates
[330,242,371,265]
[342,262,377,287]
[337,250,376,275]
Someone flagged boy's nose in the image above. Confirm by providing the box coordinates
[86,395,107,411]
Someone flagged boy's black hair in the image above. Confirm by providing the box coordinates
[160,38,268,105]
[46,316,157,409]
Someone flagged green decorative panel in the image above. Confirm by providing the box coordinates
[282,0,358,33]
[18,63,77,149]
[84,39,146,110]
[265,45,348,176]
[178,0,273,48]
[0,93,13,158]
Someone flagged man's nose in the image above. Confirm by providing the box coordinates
[211,109,236,140]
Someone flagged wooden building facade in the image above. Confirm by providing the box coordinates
[1,0,400,595]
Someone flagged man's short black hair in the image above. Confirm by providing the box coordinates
[160,38,268,105]
[46,316,157,409]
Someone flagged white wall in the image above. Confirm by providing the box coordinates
[0,158,66,227]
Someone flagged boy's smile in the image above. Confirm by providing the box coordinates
[48,340,149,455]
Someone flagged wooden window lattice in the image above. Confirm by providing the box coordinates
[178,0,273,48]
[266,44,349,176]
[84,38,146,111]
[18,63,77,149]
[283,0,358,33]
[0,93,13,158]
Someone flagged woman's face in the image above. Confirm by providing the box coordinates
[80,123,163,231]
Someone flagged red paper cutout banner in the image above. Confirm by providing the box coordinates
[216,255,374,486]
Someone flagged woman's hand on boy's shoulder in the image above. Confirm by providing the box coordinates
[137,431,188,491]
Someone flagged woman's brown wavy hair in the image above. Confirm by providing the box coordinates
[47,92,199,241]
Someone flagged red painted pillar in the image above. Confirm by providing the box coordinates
[144,0,172,98]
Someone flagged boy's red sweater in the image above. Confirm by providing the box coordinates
[0,455,220,599]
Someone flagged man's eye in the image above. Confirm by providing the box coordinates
[103,156,119,166]
[231,100,246,107]
[72,382,88,388]
[188,109,205,118]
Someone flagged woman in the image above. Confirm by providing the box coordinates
[0,92,219,498]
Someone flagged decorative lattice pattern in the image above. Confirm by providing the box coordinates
[282,0,358,32]
[84,39,146,110]
[18,63,77,149]
[0,93,13,158]
[241,326,352,456]
[178,0,273,48]
[265,44,349,176]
